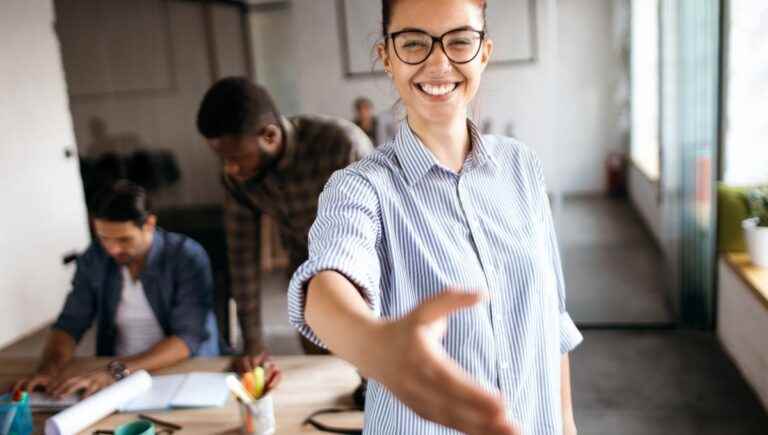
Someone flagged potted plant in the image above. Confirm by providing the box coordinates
[742,186,768,268]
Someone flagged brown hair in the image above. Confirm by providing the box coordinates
[381,0,488,38]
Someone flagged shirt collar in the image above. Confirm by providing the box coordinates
[140,228,165,277]
[393,118,497,185]
[276,116,298,171]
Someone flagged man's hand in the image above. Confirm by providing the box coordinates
[12,370,58,394]
[230,352,283,394]
[231,352,268,374]
[564,420,578,435]
[361,291,522,435]
[47,368,114,398]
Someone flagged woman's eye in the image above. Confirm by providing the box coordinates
[449,39,471,46]
[403,41,428,49]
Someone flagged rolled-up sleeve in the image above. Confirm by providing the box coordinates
[170,241,213,355]
[534,152,584,354]
[287,169,381,348]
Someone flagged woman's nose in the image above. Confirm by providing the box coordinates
[424,41,453,71]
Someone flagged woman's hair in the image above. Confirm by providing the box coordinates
[196,77,281,139]
[381,0,488,37]
[92,180,151,227]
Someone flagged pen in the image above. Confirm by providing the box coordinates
[226,375,254,403]
[138,414,182,431]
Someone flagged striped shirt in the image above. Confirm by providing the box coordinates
[288,120,583,435]
[223,115,372,352]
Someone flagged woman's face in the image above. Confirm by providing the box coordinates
[379,0,492,125]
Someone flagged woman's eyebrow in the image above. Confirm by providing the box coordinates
[392,25,478,34]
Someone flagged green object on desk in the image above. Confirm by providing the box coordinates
[115,420,154,435]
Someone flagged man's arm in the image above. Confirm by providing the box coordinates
[47,336,190,398]
[12,254,99,393]
[561,354,577,435]
[11,330,76,393]
[223,186,264,355]
[119,336,191,373]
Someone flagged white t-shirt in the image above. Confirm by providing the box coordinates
[114,267,166,357]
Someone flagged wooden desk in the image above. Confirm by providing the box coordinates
[0,356,364,434]
[725,252,768,310]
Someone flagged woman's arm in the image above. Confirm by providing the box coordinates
[561,354,577,435]
[305,270,519,435]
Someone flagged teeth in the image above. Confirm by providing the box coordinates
[420,83,456,96]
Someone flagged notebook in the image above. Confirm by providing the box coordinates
[118,372,233,412]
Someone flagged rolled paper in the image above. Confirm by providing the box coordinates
[44,370,152,435]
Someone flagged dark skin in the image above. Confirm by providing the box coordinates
[205,123,285,383]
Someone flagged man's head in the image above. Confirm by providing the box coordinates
[353,97,374,123]
[91,180,156,266]
[196,77,285,182]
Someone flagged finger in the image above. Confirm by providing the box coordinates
[267,369,282,390]
[252,352,268,367]
[414,290,486,326]
[419,353,506,431]
[241,357,254,373]
[82,380,101,398]
[52,377,86,398]
[27,377,50,393]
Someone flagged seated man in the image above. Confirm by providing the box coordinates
[13,180,219,398]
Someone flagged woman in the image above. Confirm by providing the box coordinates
[288,1,582,434]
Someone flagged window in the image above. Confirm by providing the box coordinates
[630,0,660,180]
[723,2,768,185]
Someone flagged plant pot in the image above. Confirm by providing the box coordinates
[742,217,768,268]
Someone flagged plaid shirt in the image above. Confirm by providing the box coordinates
[223,115,373,352]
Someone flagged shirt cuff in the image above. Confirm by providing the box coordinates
[287,258,379,349]
[559,311,583,354]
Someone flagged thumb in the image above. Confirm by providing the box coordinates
[413,289,486,326]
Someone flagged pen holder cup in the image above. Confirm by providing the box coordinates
[0,395,33,435]
[238,395,275,435]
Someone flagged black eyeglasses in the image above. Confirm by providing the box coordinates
[387,28,486,65]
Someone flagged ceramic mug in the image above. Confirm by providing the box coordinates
[115,420,155,435]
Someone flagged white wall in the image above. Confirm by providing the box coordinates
[628,163,663,245]
[247,0,625,193]
[718,260,768,411]
[0,0,91,348]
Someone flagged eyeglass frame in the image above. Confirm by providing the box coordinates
[386,27,487,65]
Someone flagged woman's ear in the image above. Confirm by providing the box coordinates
[377,42,392,75]
[480,37,494,67]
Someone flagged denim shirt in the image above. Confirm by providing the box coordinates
[53,228,219,357]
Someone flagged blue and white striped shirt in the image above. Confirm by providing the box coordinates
[288,120,583,435]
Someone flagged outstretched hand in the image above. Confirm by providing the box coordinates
[363,290,521,435]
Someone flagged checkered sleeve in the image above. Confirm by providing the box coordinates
[223,190,264,354]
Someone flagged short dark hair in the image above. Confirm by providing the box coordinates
[196,77,281,139]
[92,180,151,227]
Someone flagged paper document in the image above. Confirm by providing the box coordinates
[45,370,152,435]
[119,372,232,412]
